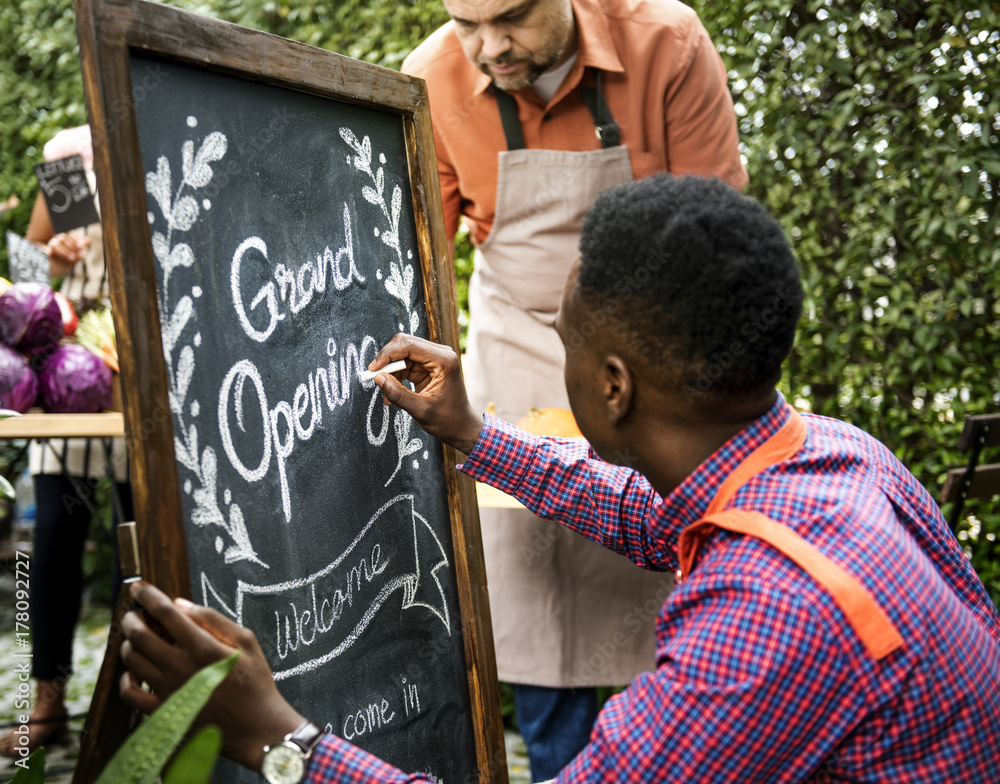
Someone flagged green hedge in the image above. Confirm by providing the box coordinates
[1,0,997,603]
[697,1,1000,601]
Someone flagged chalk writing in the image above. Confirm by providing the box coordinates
[402,677,421,717]
[342,696,396,741]
[148,118,432,562]
[217,334,380,522]
[203,494,452,679]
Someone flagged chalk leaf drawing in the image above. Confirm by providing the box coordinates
[339,127,424,487]
[146,118,266,568]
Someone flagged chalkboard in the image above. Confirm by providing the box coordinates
[73,1,504,783]
[34,154,100,234]
[5,230,51,285]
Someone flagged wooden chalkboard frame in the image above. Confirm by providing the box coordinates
[72,1,506,781]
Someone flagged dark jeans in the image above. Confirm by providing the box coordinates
[514,684,599,782]
[30,474,133,681]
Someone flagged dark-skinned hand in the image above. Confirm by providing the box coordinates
[44,230,90,274]
[370,334,484,455]
[119,581,306,772]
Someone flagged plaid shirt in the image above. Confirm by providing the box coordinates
[307,397,1000,783]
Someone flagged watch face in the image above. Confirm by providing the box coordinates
[261,742,306,784]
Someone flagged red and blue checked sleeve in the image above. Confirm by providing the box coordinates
[306,733,412,784]
[461,414,677,571]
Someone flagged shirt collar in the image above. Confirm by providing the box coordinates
[649,395,794,540]
[469,0,624,96]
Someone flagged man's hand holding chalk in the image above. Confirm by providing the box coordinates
[368,335,484,455]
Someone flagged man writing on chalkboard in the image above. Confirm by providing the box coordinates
[399,0,746,774]
[119,175,1000,783]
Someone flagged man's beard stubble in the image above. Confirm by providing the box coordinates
[479,38,568,91]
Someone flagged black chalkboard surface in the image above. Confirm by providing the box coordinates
[73,1,504,782]
[132,54,474,783]
[6,230,51,285]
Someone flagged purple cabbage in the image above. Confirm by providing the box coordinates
[0,282,64,356]
[0,344,38,413]
[38,344,111,413]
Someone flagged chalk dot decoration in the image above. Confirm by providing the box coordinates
[147,211,155,224]
[376,269,383,280]
[190,400,200,418]
[203,199,211,210]
[215,537,224,554]
[187,115,197,127]
[192,285,203,298]
[184,479,192,494]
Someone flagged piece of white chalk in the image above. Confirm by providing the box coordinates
[359,359,408,382]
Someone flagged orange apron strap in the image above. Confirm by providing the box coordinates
[678,510,904,660]
[705,409,807,517]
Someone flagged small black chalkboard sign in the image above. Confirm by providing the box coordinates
[73,1,504,783]
[5,230,51,285]
[34,154,100,234]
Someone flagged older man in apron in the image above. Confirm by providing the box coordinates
[403,0,746,775]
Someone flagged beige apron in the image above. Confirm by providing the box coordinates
[465,110,669,687]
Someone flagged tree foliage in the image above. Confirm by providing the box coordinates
[1,0,997,601]
[695,1,1000,600]
[0,0,88,265]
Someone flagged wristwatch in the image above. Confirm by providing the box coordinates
[261,721,324,784]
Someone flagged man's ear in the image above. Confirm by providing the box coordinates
[604,355,634,425]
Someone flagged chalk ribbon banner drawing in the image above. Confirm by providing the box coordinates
[72,0,505,782]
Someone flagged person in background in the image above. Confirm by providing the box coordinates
[117,174,1000,783]
[0,125,132,757]
[400,0,747,774]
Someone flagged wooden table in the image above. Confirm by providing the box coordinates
[0,411,126,439]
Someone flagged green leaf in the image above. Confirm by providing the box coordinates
[10,748,46,784]
[94,653,238,784]
[163,725,223,784]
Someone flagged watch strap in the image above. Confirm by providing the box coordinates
[286,720,324,755]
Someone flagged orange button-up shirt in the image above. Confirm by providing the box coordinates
[401,0,748,244]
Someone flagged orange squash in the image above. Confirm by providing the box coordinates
[515,407,584,439]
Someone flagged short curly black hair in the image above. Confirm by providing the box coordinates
[577,174,802,398]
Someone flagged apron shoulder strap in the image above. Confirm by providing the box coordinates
[580,70,621,148]
[494,87,526,151]
[678,509,904,661]
[493,69,621,151]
